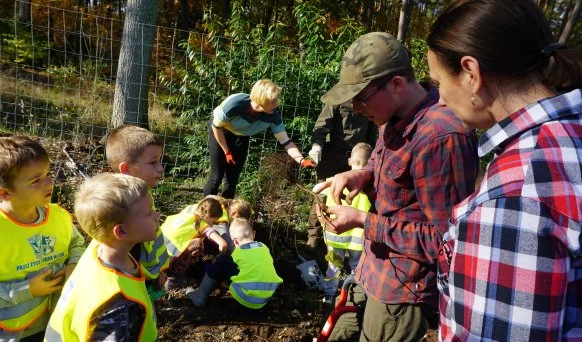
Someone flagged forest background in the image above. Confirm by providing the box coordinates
[0,0,580,223]
[0,1,580,339]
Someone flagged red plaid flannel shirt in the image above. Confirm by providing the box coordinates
[355,87,479,308]
[439,89,582,341]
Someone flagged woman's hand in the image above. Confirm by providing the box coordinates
[225,150,236,165]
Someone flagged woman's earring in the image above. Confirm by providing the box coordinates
[471,95,477,106]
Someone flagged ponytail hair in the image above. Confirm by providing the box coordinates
[427,0,582,91]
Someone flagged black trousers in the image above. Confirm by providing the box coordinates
[203,123,250,199]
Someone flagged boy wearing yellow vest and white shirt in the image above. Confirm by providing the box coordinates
[187,218,282,309]
[312,142,373,304]
[45,173,159,341]
[0,136,85,342]
[100,125,169,300]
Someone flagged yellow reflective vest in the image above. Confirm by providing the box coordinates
[160,204,229,257]
[229,242,282,309]
[0,204,72,332]
[44,243,157,341]
[322,181,371,251]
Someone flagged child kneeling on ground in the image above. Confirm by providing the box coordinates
[46,173,159,341]
[187,218,282,309]
[312,142,372,304]
[162,197,229,278]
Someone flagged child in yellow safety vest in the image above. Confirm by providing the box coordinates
[187,218,282,309]
[99,125,169,301]
[312,142,373,304]
[45,173,159,341]
[162,197,229,279]
[0,136,85,341]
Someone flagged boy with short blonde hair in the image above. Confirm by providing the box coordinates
[46,173,159,341]
[100,125,169,299]
[0,136,85,341]
[188,218,282,309]
[105,125,164,176]
[313,142,373,304]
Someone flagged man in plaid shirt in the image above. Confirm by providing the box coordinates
[427,0,582,340]
[318,32,479,341]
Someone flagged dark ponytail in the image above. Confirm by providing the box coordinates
[427,0,582,91]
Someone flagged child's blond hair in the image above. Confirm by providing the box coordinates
[105,125,163,172]
[229,218,254,241]
[250,79,281,107]
[74,173,149,243]
[0,136,49,189]
[225,198,252,220]
[350,142,373,168]
[196,197,223,222]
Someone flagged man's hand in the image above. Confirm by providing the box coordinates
[300,159,316,169]
[156,271,168,290]
[29,269,64,297]
[308,144,322,164]
[329,169,373,205]
[225,150,236,165]
[316,204,367,235]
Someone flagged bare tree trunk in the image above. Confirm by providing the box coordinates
[397,0,413,42]
[177,0,189,31]
[559,0,581,43]
[363,0,375,32]
[112,0,159,128]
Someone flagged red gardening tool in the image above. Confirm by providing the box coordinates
[316,274,365,342]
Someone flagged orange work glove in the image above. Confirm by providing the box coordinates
[300,158,316,169]
[225,150,236,165]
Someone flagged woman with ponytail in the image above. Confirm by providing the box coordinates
[427,0,582,340]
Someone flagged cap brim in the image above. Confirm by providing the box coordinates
[321,81,371,105]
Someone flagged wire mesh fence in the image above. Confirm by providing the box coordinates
[1,1,332,217]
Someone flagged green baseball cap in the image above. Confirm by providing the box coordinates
[321,32,411,105]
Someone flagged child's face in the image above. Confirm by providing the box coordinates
[123,194,160,243]
[203,215,219,227]
[126,145,164,188]
[1,159,53,208]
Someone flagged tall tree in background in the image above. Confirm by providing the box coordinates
[559,0,581,43]
[397,0,413,41]
[112,0,159,128]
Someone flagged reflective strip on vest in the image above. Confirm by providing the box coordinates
[230,282,280,305]
[324,229,363,250]
[140,231,170,279]
[0,297,46,322]
[44,324,63,342]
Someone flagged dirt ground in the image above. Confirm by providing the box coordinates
[31,134,438,342]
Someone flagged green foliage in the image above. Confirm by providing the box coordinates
[159,1,366,183]
[408,38,430,83]
[1,21,48,64]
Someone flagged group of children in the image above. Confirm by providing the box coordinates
[0,126,280,341]
[0,123,372,341]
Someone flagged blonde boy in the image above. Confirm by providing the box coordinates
[45,173,158,341]
[101,125,169,296]
[312,142,373,303]
[0,136,85,341]
[188,218,282,309]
